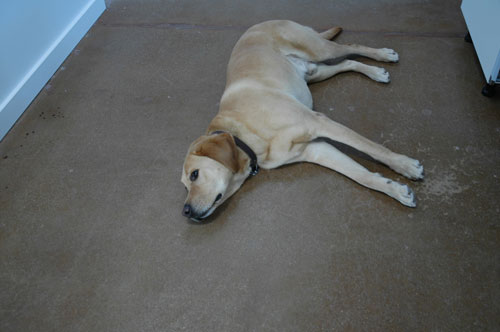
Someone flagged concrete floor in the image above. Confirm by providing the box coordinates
[1,0,499,331]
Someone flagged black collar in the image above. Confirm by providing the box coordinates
[211,131,259,176]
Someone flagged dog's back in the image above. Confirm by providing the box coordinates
[223,21,314,107]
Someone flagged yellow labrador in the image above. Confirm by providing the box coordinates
[181,20,423,221]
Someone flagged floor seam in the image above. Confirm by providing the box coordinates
[97,21,465,38]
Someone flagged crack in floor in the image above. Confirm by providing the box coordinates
[97,21,465,38]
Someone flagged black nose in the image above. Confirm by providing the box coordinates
[182,204,192,217]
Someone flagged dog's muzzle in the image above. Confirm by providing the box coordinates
[182,203,213,222]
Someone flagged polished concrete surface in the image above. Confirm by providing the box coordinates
[1,0,499,331]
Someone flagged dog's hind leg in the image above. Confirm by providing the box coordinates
[295,141,417,207]
[304,38,398,63]
[308,113,424,180]
[306,60,390,83]
[276,21,398,63]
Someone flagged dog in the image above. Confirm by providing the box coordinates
[181,20,424,221]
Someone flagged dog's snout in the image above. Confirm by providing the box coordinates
[182,204,192,217]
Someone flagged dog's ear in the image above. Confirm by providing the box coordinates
[193,133,239,173]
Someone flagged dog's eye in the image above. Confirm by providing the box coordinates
[215,193,222,202]
[190,169,199,181]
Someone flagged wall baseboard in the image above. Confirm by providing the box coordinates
[0,0,106,141]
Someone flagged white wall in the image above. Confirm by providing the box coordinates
[0,0,106,140]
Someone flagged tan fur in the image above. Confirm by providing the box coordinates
[319,26,342,40]
[192,133,241,173]
[181,20,424,220]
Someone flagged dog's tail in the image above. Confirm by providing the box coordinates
[319,26,343,40]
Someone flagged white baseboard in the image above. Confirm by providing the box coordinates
[0,0,106,140]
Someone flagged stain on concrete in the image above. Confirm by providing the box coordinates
[420,168,470,204]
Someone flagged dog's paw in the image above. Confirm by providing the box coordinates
[379,48,399,63]
[370,67,390,83]
[391,155,424,180]
[391,182,416,207]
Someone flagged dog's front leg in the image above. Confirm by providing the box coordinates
[294,140,417,207]
[258,126,313,169]
[310,113,424,181]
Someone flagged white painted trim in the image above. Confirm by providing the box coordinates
[492,52,500,84]
[0,0,106,140]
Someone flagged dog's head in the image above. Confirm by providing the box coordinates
[181,132,249,221]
